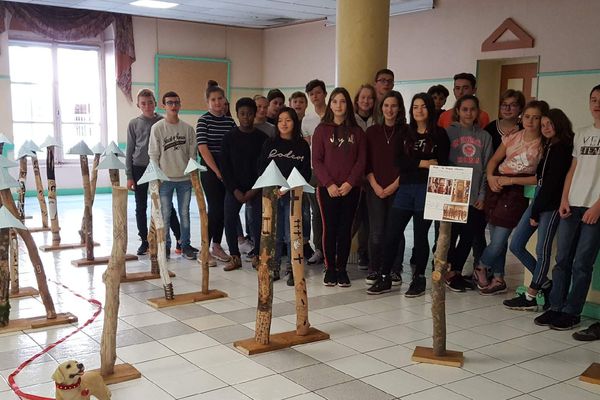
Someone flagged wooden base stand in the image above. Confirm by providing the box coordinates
[234,327,330,355]
[9,287,39,298]
[0,313,78,334]
[121,270,176,283]
[89,363,141,385]
[411,346,464,368]
[580,363,600,385]
[28,226,51,233]
[39,242,100,251]
[146,289,227,309]
[71,254,138,267]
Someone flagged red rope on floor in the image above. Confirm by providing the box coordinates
[7,279,103,400]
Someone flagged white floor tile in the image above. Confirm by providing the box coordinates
[121,311,176,328]
[235,375,308,400]
[182,345,245,369]
[109,376,174,400]
[184,386,251,400]
[531,382,600,400]
[484,365,557,393]
[444,376,522,400]
[361,369,434,397]
[402,362,474,385]
[518,354,584,381]
[461,350,511,375]
[333,333,395,352]
[370,325,429,344]
[326,354,394,378]
[476,341,543,364]
[116,341,175,364]
[295,341,358,362]
[152,368,227,398]
[158,332,220,353]
[367,345,418,368]
[401,386,470,400]
[182,314,236,331]
[203,358,275,385]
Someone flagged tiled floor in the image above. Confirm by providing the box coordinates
[0,194,599,400]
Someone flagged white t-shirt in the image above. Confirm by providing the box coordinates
[569,125,600,207]
[301,113,321,139]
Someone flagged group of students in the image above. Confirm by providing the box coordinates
[125,70,600,331]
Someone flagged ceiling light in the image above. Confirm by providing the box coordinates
[130,0,178,9]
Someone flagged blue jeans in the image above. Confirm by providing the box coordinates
[509,203,560,290]
[479,224,511,277]
[224,191,262,257]
[549,206,600,316]
[275,196,292,270]
[159,180,192,249]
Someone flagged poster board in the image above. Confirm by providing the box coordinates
[155,54,230,114]
[424,166,473,223]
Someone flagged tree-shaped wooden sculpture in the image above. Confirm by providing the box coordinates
[71,153,138,267]
[137,161,174,300]
[26,140,50,232]
[0,167,77,333]
[39,136,61,247]
[77,142,105,246]
[0,206,27,327]
[146,158,226,308]
[15,144,29,222]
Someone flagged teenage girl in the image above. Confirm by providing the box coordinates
[354,84,376,132]
[485,89,525,151]
[312,87,366,288]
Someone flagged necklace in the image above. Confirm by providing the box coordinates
[383,124,395,144]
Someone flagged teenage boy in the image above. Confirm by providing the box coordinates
[301,79,328,264]
[289,91,308,121]
[427,84,450,121]
[373,69,395,124]
[266,89,285,125]
[126,88,182,255]
[148,91,198,260]
[535,85,600,330]
[254,95,276,138]
[220,97,268,271]
[438,73,490,128]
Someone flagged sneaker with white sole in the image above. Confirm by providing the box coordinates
[365,271,378,285]
[212,245,232,262]
[390,271,403,286]
[308,249,323,264]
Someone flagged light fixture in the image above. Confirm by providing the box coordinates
[130,0,178,9]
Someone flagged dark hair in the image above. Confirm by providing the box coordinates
[267,89,285,103]
[453,73,477,88]
[427,84,449,98]
[205,80,225,100]
[235,97,257,113]
[305,79,326,94]
[544,108,575,146]
[524,100,550,116]
[353,84,376,116]
[379,90,406,127]
[162,91,179,104]
[403,93,437,156]
[590,84,600,97]
[499,89,526,111]
[275,107,303,142]
[375,68,394,81]
[322,87,357,127]
[452,94,480,123]
[289,91,307,102]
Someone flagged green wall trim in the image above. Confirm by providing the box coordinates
[1,144,15,151]
[132,81,155,86]
[17,187,117,198]
[538,69,600,77]
[118,142,126,150]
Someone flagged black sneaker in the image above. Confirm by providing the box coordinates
[246,249,257,261]
[534,310,563,327]
[541,280,553,311]
[358,253,369,271]
[337,270,351,287]
[365,271,378,285]
[446,274,466,293]
[405,276,426,298]
[550,313,580,331]
[165,247,171,260]
[137,241,149,255]
[367,275,392,295]
[461,275,476,290]
[503,293,538,311]
[273,269,281,282]
[391,271,402,286]
[323,268,337,286]
[182,246,198,260]
[188,245,199,253]
[303,243,314,260]
[286,271,294,286]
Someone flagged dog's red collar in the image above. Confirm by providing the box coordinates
[55,378,81,390]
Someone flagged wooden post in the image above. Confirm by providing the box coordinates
[31,155,49,228]
[149,180,174,299]
[17,158,26,220]
[100,186,127,376]
[190,170,210,294]
[289,188,310,335]
[432,222,451,356]
[80,155,94,261]
[148,219,159,275]
[255,188,277,345]
[0,190,56,319]
[80,153,100,244]
[0,227,9,327]
[109,169,120,187]
[9,229,18,295]
[46,146,61,245]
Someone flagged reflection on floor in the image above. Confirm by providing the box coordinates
[0,194,598,400]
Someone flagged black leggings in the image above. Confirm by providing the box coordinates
[201,167,225,246]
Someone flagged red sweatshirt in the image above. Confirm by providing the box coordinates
[312,122,366,188]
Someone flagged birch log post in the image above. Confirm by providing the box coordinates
[148,219,159,275]
[30,153,49,229]
[100,186,127,376]
[17,157,26,220]
[81,156,94,261]
[46,146,61,245]
[0,138,18,299]
[0,226,9,327]
[8,230,17,296]
[80,144,103,244]
[432,221,451,356]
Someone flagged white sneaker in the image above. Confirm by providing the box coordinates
[197,253,217,267]
[308,249,323,264]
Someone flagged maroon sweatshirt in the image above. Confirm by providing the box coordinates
[312,122,366,188]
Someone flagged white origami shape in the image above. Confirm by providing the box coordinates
[26,140,42,153]
[137,160,171,185]
[98,153,126,170]
[184,158,207,175]
[0,206,26,230]
[252,160,289,190]
[103,141,125,157]
[0,157,18,169]
[0,168,19,190]
[286,167,315,194]
[39,135,61,149]
[67,140,94,156]
[0,133,13,145]
[16,145,36,160]
[91,142,106,155]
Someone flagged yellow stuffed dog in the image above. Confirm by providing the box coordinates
[52,360,111,400]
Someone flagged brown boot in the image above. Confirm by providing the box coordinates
[223,255,242,271]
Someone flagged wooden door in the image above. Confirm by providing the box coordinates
[500,63,538,102]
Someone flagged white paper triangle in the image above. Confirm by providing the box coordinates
[97,153,126,170]
[0,157,18,169]
[0,133,13,145]
[252,160,289,190]
[27,140,41,153]
[103,141,125,157]
[0,168,19,190]
[137,160,171,185]
[67,141,94,156]
[0,206,26,229]
[39,135,61,149]
[184,158,207,175]
[16,145,36,159]
[285,167,315,193]
[91,142,106,154]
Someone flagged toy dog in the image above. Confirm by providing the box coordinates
[52,360,111,400]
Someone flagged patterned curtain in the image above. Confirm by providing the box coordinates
[0,2,135,101]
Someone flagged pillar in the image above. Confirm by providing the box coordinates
[336,0,390,97]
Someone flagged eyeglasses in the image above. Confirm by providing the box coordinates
[500,102,520,109]
[165,100,181,106]
[376,78,394,85]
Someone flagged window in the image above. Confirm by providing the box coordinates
[9,41,105,162]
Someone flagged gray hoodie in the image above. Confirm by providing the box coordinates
[446,122,493,205]
[125,113,162,179]
[148,118,197,181]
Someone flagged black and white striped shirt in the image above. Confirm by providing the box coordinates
[195,112,236,155]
